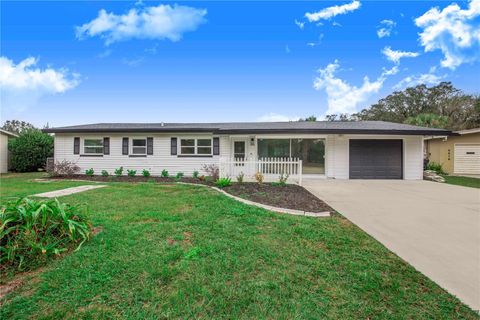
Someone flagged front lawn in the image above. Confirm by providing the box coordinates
[443,175,480,189]
[0,174,477,319]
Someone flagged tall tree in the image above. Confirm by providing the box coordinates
[1,120,36,135]
[354,82,480,130]
[404,113,449,128]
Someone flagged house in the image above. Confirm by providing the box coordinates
[425,128,480,175]
[44,121,453,181]
[0,129,18,173]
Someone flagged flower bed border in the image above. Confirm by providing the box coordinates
[178,182,330,218]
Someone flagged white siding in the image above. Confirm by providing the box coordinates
[54,133,228,176]
[404,136,424,180]
[0,133,8,173]
[326,134,424,180]
[325,135,349,179]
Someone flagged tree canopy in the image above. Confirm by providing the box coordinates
[352,82,479,130]
[1,120,36,135]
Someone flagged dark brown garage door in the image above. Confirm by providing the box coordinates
[349,140,403,179]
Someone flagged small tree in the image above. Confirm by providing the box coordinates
[9,129,54,172]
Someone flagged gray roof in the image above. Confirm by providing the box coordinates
[43,121,454,136]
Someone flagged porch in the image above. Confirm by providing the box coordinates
[219,135,327,185]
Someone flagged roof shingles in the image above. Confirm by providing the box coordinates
[44,121,454,136]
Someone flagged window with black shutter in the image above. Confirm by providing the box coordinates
[73,137,80,154]
[122,137,129,155]
[171,137,177,155]
[147,137,153,155]
[213,137,220,155]
[103,137,110,155]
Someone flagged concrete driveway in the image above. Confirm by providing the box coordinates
[303,179,480,311]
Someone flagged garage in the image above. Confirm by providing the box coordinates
[349,139,403,179]
[454,144,480,175]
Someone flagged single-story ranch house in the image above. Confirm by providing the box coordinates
[45,121,453,182]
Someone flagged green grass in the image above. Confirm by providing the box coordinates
[0,174,477,319]
[0,172,93,200]
[443,175,480,189]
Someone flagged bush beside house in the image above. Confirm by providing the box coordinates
[8,129,53,172]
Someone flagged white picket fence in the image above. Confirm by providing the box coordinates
[219,157,303,185]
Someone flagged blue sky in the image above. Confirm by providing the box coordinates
[1,0,479,127]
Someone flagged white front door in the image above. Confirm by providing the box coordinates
[231,139,248,177]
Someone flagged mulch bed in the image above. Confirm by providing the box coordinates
[49,175,332,213]
[223,183,332,213]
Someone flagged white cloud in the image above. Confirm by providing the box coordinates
[415,0,480,69]
[257,113,300,122]
[394,69,445,89]
[382,46,420,64]
[313,60,397,115]
[76,4,207,45]
[305,1,361,22]
[377,19,396,38]
[294,19,305,30]
[0,56,80,111]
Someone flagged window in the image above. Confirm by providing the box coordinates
[132,139,147,154]
[197,139,212,155]
[180,138,212,155]
[84,139,103,154]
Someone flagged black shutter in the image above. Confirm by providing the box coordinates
[122,138,129,155]
[171,137,177,155]
[213,137,220,155]
[103,137,110,155]
[73,137,80,154]
[147,137,153,155]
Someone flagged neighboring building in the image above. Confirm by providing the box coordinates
[425,128,480,175]
[44,121,453,181]
[0,129,18,173]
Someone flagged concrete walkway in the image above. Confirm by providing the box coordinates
[33,185,106,198]
[303,179,480,311]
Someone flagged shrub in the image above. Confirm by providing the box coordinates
[254,171,264,183]
[142,169,151,177]
[215,177,232,188]
[161,169,169,178]
[192,170,199,179]
[85,168,94,176]
[236,172,245,183]
[175,172,184,180]
[114,167,124,177]
[0,198,91,271]
[278,173,289,186]
[201,164,219,181]
[127,169,137,177]
[425,162,445,174]
[51,160,80,176]
[8,129,54,172]
[101,170,109,177]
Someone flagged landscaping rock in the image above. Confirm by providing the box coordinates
[423,170,445,183]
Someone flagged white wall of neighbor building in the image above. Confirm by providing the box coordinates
[0,133,9,173]
[54,133,230,176]
[325,134,424,180]
[54,133,424,180]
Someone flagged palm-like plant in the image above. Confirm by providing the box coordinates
[0,198,91,271]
